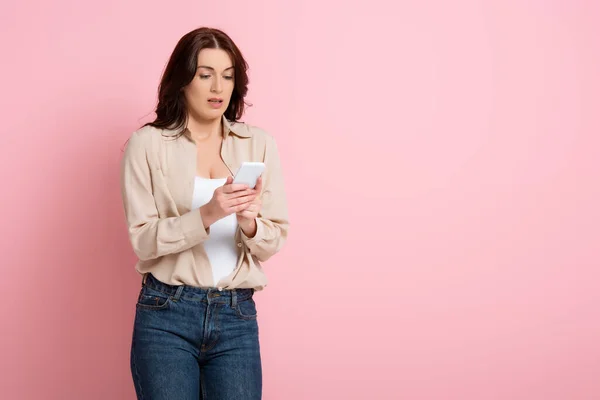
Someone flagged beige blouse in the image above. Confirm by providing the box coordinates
[119,116,289,290]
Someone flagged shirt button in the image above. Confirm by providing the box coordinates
[237,242,242,247]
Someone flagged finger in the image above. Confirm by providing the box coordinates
[255,176,263,193]
[222,183,250,194]
[240,202,259,214]
[226,195,255,209]
[226,193,257,206]
[236,210,253,218]
[239,194,258,204]
[226,188,256,199]
[250,200,261,209]
[233,203,253,213]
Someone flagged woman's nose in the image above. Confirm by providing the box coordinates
[211,78,222,93]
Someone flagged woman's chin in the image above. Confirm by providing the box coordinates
[196,108,225,121]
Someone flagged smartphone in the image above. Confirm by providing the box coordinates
[232,162,266,189]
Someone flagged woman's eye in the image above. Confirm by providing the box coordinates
[223,76,234,80]
[200,74,211,79]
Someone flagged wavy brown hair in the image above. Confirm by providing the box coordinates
[144,27,250,132]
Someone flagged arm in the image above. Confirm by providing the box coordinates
[120,131,210,261]
[240,134,290,262]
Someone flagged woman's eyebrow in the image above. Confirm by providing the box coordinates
[197,66,234,71]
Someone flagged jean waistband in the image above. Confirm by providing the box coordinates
[142,273,254,303]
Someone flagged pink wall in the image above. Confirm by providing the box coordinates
[1,0,599,399]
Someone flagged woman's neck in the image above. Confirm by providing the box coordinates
[186,114,222,142]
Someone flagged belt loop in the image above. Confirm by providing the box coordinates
[142,273,148,286]
[231,289,237,308]
[173,285,184,301]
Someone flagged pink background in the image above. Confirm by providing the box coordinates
[1,0,599,399]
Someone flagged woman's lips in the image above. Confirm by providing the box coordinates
[208,98,223,108]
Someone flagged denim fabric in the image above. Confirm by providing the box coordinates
[130,273,262,399]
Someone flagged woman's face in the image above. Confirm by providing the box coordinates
[183,48,235,122]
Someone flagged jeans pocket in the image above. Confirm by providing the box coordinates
[136,287,171,310]
[235,298,258,320]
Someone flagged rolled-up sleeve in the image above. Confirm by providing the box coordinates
[120,131,209,261]
[241,133,290,262]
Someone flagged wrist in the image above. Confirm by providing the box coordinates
[199,205,216,228]
[240,218,257,238]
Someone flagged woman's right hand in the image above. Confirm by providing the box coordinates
[200,176,257,228]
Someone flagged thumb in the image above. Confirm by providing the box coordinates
[225,175,233,185]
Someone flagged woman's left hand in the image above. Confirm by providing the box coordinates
[236,176,263,238]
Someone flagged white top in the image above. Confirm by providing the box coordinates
[191,176,239,287]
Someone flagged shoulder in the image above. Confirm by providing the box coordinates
[231,122,284,167]
[124,125,163,153]
[129,124,163,142]
[230,121,278,148]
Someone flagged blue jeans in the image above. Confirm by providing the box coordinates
[130,273,262,399]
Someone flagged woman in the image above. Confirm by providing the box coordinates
[120,27,289,400]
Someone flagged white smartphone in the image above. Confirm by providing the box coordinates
[232,162,266,189]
